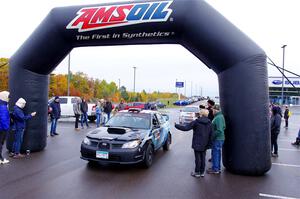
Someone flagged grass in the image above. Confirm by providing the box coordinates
[158,98,180,109]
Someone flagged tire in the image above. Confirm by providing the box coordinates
[143,144,154,168]
[163,133,171,151]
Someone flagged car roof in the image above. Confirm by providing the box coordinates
[119,109,158,115]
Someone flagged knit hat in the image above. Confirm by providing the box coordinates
[55,96,59,100]
[16,98,26,109]
[207,99,215,106]
[0,91,9,102]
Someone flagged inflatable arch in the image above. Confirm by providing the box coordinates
[9,0,270,175]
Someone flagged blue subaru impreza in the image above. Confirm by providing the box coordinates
[81,108,171,168]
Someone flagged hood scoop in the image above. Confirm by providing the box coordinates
[107,127,129,135]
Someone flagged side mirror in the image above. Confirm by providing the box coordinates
[162,114,169,121]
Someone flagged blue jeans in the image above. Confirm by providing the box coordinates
[212,140,224,172]
[107,112,111,121]
[13,129,24,154]
[50,118,58,135]
[81,113,89,128]
[96,113,101,128]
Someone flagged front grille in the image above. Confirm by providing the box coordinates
[90,140,99,147]
[98,142,110,150]
[112,143,123,149]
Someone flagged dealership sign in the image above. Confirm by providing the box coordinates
[269,77,300,88]
[176,82,184,88]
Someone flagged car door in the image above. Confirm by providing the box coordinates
[151,114,162,150]
[155,113,168,147]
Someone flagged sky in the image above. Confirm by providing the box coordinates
[1,0,299,97]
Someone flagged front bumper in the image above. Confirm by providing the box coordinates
[81,144,144,164]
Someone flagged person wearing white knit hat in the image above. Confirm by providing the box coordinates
[0,91,10,164]
[11,98,36,158]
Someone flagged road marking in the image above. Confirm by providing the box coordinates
[272,163,300,168]
[279,148,300,152]
[259,193,300,199]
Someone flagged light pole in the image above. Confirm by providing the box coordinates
[133,67,137,93]
[281,45,287,105]
[118,78,121,90]
[67,53,71,96]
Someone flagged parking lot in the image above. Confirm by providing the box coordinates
[0,103,300,199]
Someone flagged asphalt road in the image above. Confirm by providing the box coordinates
[0,103,300,199]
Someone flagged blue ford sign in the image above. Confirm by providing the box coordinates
[272,80,282,85]
[176,82,184,88]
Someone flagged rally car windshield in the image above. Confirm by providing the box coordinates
[106,113,151,129]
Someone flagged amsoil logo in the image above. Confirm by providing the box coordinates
[66,1,173,32]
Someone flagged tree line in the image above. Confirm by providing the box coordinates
[0,58,177,102]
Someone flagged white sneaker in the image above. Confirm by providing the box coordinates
[1,159,9,164]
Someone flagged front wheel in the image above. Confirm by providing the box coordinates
[163,133,171,151]
[143,144,154,168]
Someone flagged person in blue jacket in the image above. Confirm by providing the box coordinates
[49,96,61,136]
[12,98,36,158]
[95,101,102,128]
[0,91,10,164]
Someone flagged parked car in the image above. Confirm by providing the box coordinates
[80,108,172,168]
[125,102,145,110]
[156,101,166,109]
[48,96,96,121]
[179,105,200,124]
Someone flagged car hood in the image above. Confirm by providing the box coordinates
[86,127,148,141]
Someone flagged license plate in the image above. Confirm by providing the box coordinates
[96,151,109,159]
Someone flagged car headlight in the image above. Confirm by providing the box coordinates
[83,137,91,145]
[122,140,141,149]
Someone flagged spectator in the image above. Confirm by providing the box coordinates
[207,100,215,122]
[291,129,300,146]
[95,101,102,128]
[271,106,281,157]
[100,99,106,125]
[175,109,213,178]
[12,98,36,158]
[284,106,290,128]
[80,97,89,129]
[104,99,113,122]
[207,104,226,174]
[118,99,126,111]
[73,97,82,131]
[0,91,10,164]
[49,96,61,136]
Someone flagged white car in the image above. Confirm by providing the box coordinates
[48,96,96,121]
[179,106,200,124]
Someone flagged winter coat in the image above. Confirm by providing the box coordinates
[0,100,10,131]
[81,101,88,113]
[284,109,289,119]
[13,105,32,130]
[175,117,213,151]
[50,101,61,119]
[96,106,101,115]
[212,112,226,141]
[104,102,113,114]
[118,103,126,111]
[207,107,214,121]
[73,102,82,115]
[271,113,281,134]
